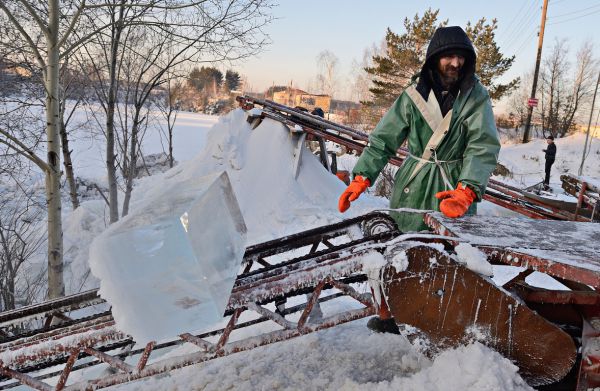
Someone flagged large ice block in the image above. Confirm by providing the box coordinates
[89,171,246,343]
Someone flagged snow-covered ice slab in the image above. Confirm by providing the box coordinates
[426,212,600,287]
[89,171,246,343]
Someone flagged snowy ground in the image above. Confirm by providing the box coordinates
[114,319,531,391]
[6,106,599,390]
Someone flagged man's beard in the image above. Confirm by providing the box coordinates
[439,65,461,88]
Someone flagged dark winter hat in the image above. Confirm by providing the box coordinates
[425,26,476,64]
[547,135,554,140]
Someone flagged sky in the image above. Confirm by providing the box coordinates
[235,0,599,107]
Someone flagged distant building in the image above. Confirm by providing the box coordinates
[272,88,331,112]
[330,99,361,113]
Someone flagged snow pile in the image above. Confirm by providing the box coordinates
[454,243,493,277]
[354,341,532,391]
[62,200,108,291]
[114,320,531,391]
[361,251,387,271]
[495,133,600,189]
[131,108,385,245]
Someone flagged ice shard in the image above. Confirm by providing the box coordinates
[89,171,246,343]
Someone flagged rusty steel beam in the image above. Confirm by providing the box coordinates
[0,291,351,390]
[423,214,600,289]
[479,246,600,289]
[1,314,115,353]
[1,323,124,370]
[0,366,52,391]
[0,290,104,329]
[55,350,79,391]
[510,283,600,305]
[577,317,600,390]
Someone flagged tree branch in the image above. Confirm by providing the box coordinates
[0,129,50,172]
[58,0,86,49]
[0,2,47,71]
[15,0,49,36]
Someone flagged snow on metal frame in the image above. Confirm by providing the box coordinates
[424,212,600,288]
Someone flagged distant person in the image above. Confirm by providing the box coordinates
[311,107,325,118]
[542,135,556,190]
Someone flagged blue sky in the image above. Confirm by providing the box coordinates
[236,0,599,102]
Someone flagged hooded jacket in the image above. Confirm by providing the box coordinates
[352,26,500,232]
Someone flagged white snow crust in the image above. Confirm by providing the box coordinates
[454,243,494,277]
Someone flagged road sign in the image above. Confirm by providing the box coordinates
[528,98,539,107]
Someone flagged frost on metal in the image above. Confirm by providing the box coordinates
[89,171,247,343]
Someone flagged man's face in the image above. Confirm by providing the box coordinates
[437,54,465,86]
[546,139,553,144]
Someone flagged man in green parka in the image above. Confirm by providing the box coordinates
[339,26,500,233]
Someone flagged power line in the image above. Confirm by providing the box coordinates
[512,27,539,58]
[547,3,600,20]
[501,0,539,44]
[547,9,600,25]
[501,1,541,52]
[502,0,533,38]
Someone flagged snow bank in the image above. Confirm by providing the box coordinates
[353,341,532,391]
[495,133,600,189]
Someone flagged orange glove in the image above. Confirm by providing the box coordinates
[435,183,477,218]
[338,175,370,213]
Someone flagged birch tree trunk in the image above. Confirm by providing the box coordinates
[46,0,64,299]
[106,1,127,224]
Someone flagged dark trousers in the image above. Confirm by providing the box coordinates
[544,159,554,186]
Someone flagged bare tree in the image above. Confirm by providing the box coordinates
[508,71,534,137]
[537,39,597,138]
[0,182,46,311]
[0,0,102,299]
[558,41,597,137]
[156,72,183,169]
[75,0,273,219]
[316,50,339,99]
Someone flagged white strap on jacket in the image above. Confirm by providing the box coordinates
[404,85,454,189]
[408,152,459,189]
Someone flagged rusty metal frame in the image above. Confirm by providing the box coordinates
[0,273,375,390]
[1,213,398,389]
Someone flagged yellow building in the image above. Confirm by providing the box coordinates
[272,88,331,112]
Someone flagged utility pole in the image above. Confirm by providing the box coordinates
[578,70,600,176]
[522,0,549,143]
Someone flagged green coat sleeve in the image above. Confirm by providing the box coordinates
[458,97,501,200]
[352,94,411,184]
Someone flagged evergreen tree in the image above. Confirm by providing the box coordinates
[225,70,241,91]
[465,18,519,101]
[365,9,445,107]
[188,66,223,92]
[365,9,518,107]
